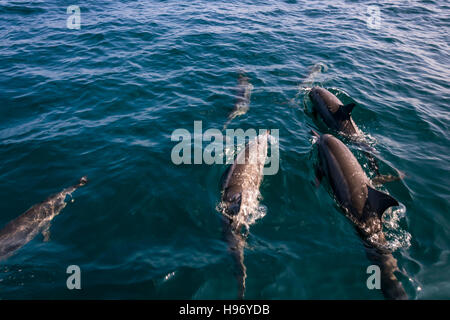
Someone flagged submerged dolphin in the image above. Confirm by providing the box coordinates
[223,73,253,130]
[0,176,88,261]
[300,62,328,89]
[312,132,407,300]
[219,132,268,299]
[309,87,359,136]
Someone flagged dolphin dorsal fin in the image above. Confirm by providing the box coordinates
[342,102,355,115]
[337,103,356,120]
[367,186,399,219]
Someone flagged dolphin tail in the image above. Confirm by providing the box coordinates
[235,233,247,300]
[372,170,406,186]
[310,129,320,138]
[222,116,235,131]
[372,174,401,185]
[352,140,381,176]
[222,217,247,299]
[365,151,380,176]
[365,246,408,300]
[355,143,406,184]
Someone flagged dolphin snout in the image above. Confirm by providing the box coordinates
[79,176,88,186]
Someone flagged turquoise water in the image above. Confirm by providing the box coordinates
[0,0,449,299]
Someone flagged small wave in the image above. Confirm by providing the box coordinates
[0,4,46,15]
[234,196,267,230]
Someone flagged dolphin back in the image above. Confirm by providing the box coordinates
[219,133,268,299]
[309,87,358,135]
[0,176,88,261]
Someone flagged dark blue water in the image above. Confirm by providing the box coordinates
[0,0,449,299]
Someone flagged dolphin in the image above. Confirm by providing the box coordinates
[223,73,253,130]
[219,132,268,299]
[308,86,396,178]
[312,132,407,300]
[309,87,359,136]
[291,62,328,108]
[300,62,328,89]
[0,176,88,261]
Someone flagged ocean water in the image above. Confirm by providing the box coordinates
[0,0,449,299]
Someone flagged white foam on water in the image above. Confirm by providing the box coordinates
[223,139,236,164]
[383,203,412,251]
[233,191,267,230]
